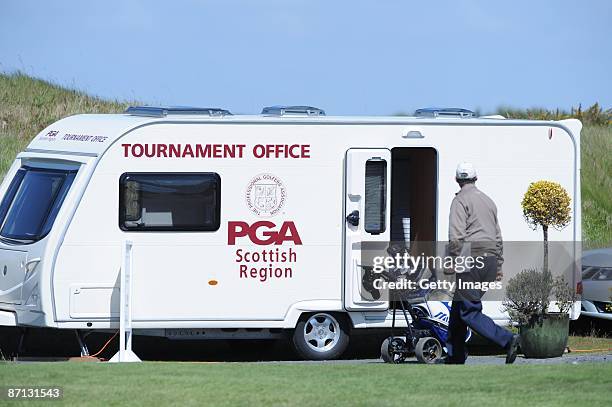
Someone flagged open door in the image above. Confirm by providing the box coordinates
[344,148,391,311]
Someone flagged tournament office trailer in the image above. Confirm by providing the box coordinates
[0,106,582,360]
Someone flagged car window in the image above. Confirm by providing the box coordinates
[593,267,612,281]
[582,266,599,280]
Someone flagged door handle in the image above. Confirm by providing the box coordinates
[346,210,360,227]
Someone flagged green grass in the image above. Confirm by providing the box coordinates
[569,335,612,353]
[0,72,128,175]
[581,126,612,248]
[0,362,610,406]
[0,71,610,246]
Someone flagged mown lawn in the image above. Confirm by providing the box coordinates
[0,362,610,406]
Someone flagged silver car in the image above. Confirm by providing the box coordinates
[581,248,612,320]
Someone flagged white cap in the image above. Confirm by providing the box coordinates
[456,162,477,180]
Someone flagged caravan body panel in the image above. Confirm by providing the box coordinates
[0,114,581,331]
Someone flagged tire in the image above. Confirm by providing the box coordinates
[292,313,349,360]
[415,337,443,364]
[380,337,406,364]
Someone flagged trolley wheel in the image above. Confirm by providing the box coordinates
[380,337,407,364]
[415,337,443,364]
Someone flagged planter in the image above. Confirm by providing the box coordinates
[519,313,569,358]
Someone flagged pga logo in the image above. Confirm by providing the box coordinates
[39,130,59,141]
[228,221,302,245]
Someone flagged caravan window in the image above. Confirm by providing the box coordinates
[119,173,221,231]
[364,159,387,234]
[0,166,77,242]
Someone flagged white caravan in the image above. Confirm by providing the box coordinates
[0,106,582,359]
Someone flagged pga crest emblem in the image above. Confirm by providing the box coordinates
[245,173,286,217]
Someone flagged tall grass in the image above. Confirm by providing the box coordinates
[497,103,611,127]
[0,72,610,247]
[581,126,612,248]
[0,72,128,174]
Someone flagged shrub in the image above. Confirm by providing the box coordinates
[503,268,552,326]
[503,269,575,326]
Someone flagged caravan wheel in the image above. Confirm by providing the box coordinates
[292,313,349,360]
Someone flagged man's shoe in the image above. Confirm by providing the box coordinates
[505,334,520,364]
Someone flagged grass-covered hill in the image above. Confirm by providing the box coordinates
[0,73,129,173]
[0,72,610,247]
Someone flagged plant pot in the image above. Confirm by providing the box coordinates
[519,313,569,358]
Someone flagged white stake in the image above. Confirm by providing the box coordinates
[109,240,141,363]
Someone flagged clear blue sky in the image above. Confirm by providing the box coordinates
[1,0,610,115]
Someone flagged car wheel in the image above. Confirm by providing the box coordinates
[292,313,349,360]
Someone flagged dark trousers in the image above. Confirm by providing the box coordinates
[446,255,513,364]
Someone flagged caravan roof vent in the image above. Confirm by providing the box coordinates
[414,108,475,118]
[125,106,232,118]
[261,105,326,116]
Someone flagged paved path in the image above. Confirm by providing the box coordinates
[257,352,612,365]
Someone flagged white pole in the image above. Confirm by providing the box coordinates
[109,240,141,363]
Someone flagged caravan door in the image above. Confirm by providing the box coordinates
[344,149,391,311]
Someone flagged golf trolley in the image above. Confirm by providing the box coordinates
[381,287,451,364]
[362,261,470,364]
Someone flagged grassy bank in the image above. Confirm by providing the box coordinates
[581,126,612,248]
[0,72,127,174]
[0,72,610,246]
[0,361,611,406]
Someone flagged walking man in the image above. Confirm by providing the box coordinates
[446,162,519,364]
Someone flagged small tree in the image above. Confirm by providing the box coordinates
[521,181,571,273]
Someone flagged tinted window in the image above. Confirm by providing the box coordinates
[119,173,220,231]
[582,266,599,280]
[364,159,387,234]
[0,167,76,242]
[593,268,612,281]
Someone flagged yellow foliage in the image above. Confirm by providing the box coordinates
[521,181,571,230]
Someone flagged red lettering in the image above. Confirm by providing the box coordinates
[169,144,181,157]
[253,144,265,158]
[182,144,194,158]
[224,144,236,158]
[277,221,302,245]
[251,144,310,159]
[288,144,299,158]
[132,144,144,157]
[196,144,210,158]
[228,221,302,245]
[213,144,222,158]
[251,221,276,245]
[121,143,306,160]
[228,221,249,245]
[239,264,247,278]
[144,143,156,158]
[236,144,246,158]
